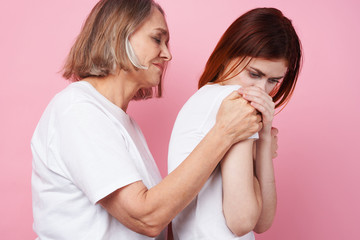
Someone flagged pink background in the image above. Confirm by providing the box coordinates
[1,0,359,239]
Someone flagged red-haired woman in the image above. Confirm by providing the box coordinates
[168,8,302,240]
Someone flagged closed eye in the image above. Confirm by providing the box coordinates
[249,71,261,78]
[268,78,281,84]
[152,37,161,44]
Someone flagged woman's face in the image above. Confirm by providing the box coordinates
[221,57,288,94]
[128,7,172,88]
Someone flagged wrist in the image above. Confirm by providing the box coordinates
[259,129,272,141]
[262,123,272,132]
[258,136,272,144]
[211,123,234,148]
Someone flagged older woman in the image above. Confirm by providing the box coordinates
[31,0,261,239]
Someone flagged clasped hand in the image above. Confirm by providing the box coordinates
[239,86,275,136]
[216,91,262,144]
[239,86,279,158]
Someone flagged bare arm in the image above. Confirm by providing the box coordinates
[221,139,262,236]
[99,91,262,237]
[241,86,277,233]
[253,131,277,233]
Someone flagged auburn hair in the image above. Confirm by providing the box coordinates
[62,0,164,100]
[198,8,302,109]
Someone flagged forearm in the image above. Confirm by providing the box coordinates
[100,91,262,236]
[253,134,277,233]
[101,124,234,236]
[221,140,262,236]
[145,125,233,223]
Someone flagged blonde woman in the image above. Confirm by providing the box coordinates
[31,1,262,239]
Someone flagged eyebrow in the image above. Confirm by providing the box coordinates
[249,67,284,79]
[154,27,170,44]
[155,27,168,36]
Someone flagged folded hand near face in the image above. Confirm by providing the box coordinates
[216,90,263,144]
[239,86,275,137]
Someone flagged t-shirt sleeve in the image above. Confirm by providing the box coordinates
[200,86,259,139]
[56,102,142,204]
[168,131,203,174]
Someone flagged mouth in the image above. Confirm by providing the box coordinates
[153,63,164,72]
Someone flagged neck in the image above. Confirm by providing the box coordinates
[84,72,140,112]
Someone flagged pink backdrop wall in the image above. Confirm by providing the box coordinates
[1,0,359,239]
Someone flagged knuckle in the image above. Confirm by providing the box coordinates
[239,97,247,103]
[249,115,256,124]
[246,107,255,115]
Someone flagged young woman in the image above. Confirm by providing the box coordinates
[31,0,262,239]
[168,8,302,240]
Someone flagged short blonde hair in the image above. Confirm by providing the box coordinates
[62,0,165,100]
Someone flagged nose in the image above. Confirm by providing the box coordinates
[254,79,266,91]
[160,44,172,61]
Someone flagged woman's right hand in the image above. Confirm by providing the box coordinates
[215,90,262,144]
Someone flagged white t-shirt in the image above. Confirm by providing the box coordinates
[168,84,258,240]
[31,81,165,240]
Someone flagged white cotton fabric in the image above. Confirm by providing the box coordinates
[31,81,165,240]
[168,84,258,240]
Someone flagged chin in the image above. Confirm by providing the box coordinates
[150,77,161,87]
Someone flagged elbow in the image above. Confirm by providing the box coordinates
[227,219,257,237]
[134,210,168,237]
[225,213,259,237]
[133,219,166,237]
[253,207,276,234]
[223,199,262,236]
[105,200,167,237]
[140,226,164,238]
[98,187,168,237]
[253,221,273,234]
[253,227,268,234]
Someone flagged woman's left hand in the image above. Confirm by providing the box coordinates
[239,86,275,135]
